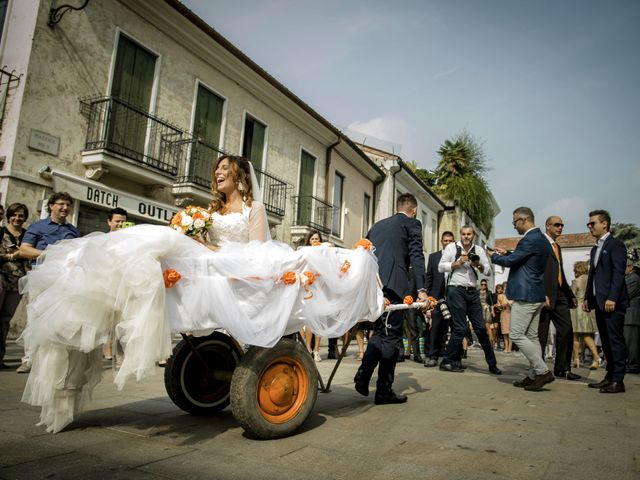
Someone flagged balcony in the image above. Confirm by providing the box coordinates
[294,195,333,234]
[80,96,189,185]
[255,167,288,218]
[172,139,224,204]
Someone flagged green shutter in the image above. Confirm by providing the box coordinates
[191,85,224,183]
[297,151,315,225]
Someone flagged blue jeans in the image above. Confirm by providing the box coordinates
[443,286,497,367]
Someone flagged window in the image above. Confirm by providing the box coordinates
[0,0,7,44]
[296,150,315,225]
[363,193,371,236]
[108,34,157,159]
[331,172,344,236]
[189,84,225,184]
[193,84,224,147]
[242,115,266,171]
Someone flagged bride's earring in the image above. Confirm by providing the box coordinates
[237,181,245,192]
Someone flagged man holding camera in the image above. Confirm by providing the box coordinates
[438,225,501,375]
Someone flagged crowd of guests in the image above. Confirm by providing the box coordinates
[1,190,639,401]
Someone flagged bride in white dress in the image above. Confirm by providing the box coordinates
[20,155,384,433]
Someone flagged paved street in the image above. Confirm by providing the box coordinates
[1,340,639,480]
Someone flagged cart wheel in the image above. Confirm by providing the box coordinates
[165,332,243,415]
[230,337,318,439]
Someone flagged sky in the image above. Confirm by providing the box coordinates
[182,0,639,238]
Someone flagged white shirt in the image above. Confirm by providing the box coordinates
[594,232,610,267]
[438,241,491,288]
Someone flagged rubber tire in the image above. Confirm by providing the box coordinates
[164,331,243,415]
[230,337,319,439]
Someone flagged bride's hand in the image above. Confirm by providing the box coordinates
[191,233,219,251]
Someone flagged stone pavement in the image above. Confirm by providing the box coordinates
[1,340,639,480]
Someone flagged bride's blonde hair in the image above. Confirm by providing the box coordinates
[209,155,254,213]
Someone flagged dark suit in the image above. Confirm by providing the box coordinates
[356,213,426,396]
[586,234,628,383]
[424,250,448,360]
[539,240,577,373]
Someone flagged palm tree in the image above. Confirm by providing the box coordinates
[433,131,493,236]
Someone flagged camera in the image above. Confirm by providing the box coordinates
[438,300,452,320]
[469,253,480,263]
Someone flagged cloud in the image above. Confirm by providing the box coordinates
[537,196,594,234]
[347,115,410,156]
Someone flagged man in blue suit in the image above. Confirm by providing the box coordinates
[354,193,430,404]
[488,207,555,391]
[584,210,629,393]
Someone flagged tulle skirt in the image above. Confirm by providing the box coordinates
[19,225,384,432]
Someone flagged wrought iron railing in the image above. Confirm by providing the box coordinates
[80,96,189,176]
[294,195,333,234]
[1,67,21,131]
[255,167,288,218]
[175,138,224,189]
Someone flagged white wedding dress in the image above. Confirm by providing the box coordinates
[20,202,384,433]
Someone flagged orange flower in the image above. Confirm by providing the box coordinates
[403,295,414,305]
[427,296,438,310]
[163,269,182,288]
[340,260,351,273]
[310,240,321,246]
[302,271,317,285]
[171,212,183,226]
[192,211,204,221]
[384,297,391,307]
[354,238,373,251]
[281,271,297,285]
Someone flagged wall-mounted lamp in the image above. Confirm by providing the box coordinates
[48,0,90,27]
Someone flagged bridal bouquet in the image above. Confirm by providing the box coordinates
[170,206,212,237]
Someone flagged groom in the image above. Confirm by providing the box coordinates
[354,193,429,404]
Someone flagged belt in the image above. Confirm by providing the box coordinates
[449,285,477,291]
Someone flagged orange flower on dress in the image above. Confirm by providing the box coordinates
[281,272,297,285]
[427,296,438,310]
[353,238,373,251]
[340,260,351,273]
[163,269,182,288]
[302,271,317,285]
[403,295,414,305]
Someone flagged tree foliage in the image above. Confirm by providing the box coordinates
[432,130,494,236]
[611,222,640,262]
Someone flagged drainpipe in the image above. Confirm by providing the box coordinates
[324,137,341,201]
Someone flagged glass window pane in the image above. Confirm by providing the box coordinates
[331,172,344,236]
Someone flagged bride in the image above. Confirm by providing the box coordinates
[20,155,384,433]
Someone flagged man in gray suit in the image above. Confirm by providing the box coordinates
[488,207,554,392]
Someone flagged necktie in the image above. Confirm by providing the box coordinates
[552,243,562,287]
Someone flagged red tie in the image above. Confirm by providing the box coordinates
[552,243,562,287]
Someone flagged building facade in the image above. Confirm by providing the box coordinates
[0,0,381,247]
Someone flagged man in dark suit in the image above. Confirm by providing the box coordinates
[489,207,554,391]
[584,209,629,393]
[539,216,580,380]
[423,231,455,367]
[354,193,429,404]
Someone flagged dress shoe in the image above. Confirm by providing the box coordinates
[489,366,502,375]
[413,354,424,363]
[439,363,464,373]
[374,391,408,405]
[423,358,438,367]
[327,352,337,360]
[513,376,535,388]
[353,371,369,397]
[600,382,625,393]
[524,371,555,391]
[554,370,581,381]
[452,361,468,370]
[588,378,612,389]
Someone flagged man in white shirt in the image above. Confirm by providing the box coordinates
[438,225,501,375]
